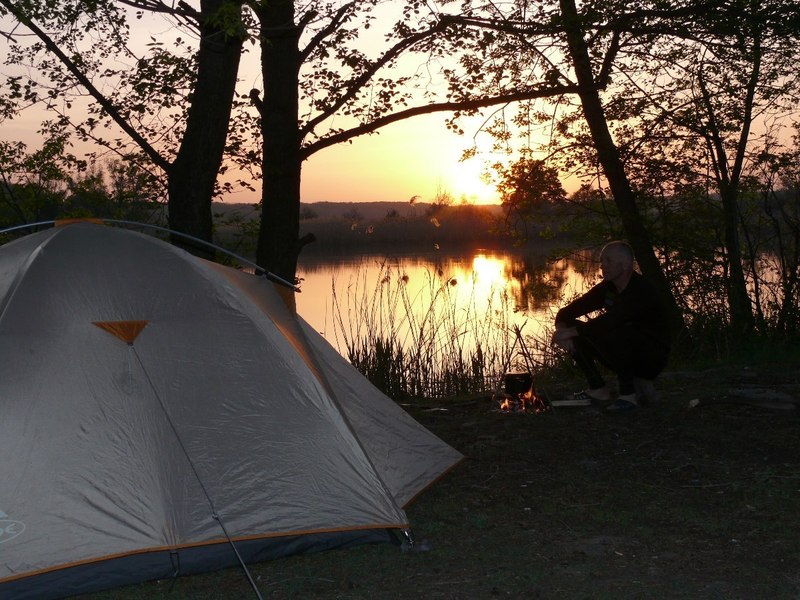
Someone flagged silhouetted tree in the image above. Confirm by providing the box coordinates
[0,0,244,250]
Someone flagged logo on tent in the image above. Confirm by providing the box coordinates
[0,510,25,544]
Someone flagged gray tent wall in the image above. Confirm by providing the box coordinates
[0,223,462,599]
[203,261,464,507]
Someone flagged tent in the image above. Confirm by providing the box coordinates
[0,222,462,600]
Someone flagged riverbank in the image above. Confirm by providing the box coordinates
[213,201,574,257]
[79,358,800,599]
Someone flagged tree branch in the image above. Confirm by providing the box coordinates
[114,0,199,20]
[440,2,736,43]
[731,28,762,189]
[299,2,354,63]
[301,84,582,159]
[114,0,201,32]
[248,88,264,116]
[0,0,170,172]
[301,18,451,136]
[597,29,620,87]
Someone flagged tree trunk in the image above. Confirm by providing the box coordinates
[168,0,244,254]
[255,0,304,282]
[559,0,685,336]
[720,184,756,333]
[695,31,759,336]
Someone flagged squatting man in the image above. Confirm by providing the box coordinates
[551,241,671,413]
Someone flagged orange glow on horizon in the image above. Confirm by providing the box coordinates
[296,114,504,205]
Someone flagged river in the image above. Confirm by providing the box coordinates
[295,249,598,358]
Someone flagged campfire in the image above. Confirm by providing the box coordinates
[495,371,549,414]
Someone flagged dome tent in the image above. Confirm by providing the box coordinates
[0,222,462,599]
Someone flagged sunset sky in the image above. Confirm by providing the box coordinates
[296,113,503,206]
[3,90,503,206]
[5,100,503,206]
[1,4,521,208]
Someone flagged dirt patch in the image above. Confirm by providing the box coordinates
[397,364,800,599]
[79,364,800,599]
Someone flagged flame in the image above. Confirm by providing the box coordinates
[497,387,548,414]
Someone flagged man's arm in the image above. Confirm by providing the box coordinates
[554,281,608,326]
[552,281,608,351]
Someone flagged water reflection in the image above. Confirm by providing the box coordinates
[296,250,597,353]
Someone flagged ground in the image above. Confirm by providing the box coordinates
[80,362,800,600]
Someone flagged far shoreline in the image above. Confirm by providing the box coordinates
[213,200,577,260]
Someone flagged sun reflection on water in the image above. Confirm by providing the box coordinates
[296,251,596,356]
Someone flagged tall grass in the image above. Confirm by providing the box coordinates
[330,261,566,400]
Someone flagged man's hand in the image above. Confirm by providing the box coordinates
[551,325,578,353]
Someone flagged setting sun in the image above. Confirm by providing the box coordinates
[448,158,499,205]
[297,114,506,205]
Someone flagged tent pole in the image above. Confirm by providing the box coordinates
[130,345,266,600]
[0,219,298,291]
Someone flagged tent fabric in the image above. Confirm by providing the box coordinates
[0,223,462,600]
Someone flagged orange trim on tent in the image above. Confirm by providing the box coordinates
[92,320,149,344]
[55,218,105,227]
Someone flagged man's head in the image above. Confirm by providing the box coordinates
[600,241,635,289]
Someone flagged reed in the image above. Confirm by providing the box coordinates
[330,261,524,399]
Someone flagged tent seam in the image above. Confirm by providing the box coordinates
[0,229,62,328]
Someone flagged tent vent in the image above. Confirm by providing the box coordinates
[92,320,149,344]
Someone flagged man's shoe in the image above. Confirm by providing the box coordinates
[571,390,611,407]
[633,378,659,406]
[604,395,638,413]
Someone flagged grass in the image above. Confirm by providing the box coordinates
[329,260,529,400]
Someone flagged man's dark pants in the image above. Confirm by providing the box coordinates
[570,323,669,396]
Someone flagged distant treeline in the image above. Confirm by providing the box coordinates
[213,200,570,257]
[214,202,576,256]
[301,202,508,254]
